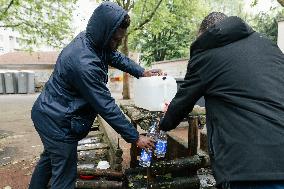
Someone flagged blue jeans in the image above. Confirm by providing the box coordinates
[29,129,78,189]
[220,181,284,189]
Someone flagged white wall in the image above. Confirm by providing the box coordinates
[278,20,284,53]
[151,59,188,79]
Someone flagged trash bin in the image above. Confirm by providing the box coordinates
[13,71,19,93]
[175,77,205,107]
[0,70,5,94]
[17,71,28,94]
[13,70,19,94]
[26,70,35,94]
[4,70,17,94]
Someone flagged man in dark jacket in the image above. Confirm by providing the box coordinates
[160,12,284,189]
[29,2,159,189]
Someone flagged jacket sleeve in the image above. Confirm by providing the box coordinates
[72,63,139,143]
[159,62,205,131]
[109,51,145,78]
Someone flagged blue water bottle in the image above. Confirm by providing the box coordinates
[139,121,158,167]
[154,131,167,158]
[139,149,153,167]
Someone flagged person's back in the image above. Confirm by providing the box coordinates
[160,13,284,188]
[195,17,284,184]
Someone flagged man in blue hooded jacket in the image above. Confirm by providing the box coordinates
[29,2,158,189]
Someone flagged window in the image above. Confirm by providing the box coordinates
[0,35,3,42]
[9,36,14,40]
[0,47,4,51]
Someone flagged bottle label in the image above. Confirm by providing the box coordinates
[139,149,152,167]
[140,149,152,161]
[155,140,167,155]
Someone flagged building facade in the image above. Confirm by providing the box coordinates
[0,28,21,55]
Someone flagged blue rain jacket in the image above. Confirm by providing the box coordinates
[31,2,144,143]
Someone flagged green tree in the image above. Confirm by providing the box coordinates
[206,0,253,21]
[250,8,284,43]
[130,0,208,65]
[207,0,245,15]
[252,0,284,7]
[0,0,77,50]
[248,0,284,43]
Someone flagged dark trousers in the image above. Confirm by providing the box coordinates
[29,129,78,189]
[219,181,284,189]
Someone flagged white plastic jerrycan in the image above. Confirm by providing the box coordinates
[133,76,177,111]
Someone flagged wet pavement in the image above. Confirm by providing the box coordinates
[0,94,42,188]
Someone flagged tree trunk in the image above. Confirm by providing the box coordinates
[126,174,200,189]
[87,131,104,138]
[146,176,200,189]
[76,180,123,189]
[126,156,201,176]
[77,143,109,151]
[121,34,130,99]
[77,169,124,180]
[78,137,101,145]
[77,149,108,163]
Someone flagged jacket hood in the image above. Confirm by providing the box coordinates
[190,16,255,57]
[86,2,127,50]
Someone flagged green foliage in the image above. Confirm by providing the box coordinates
[129,0,208,65]
[250,0,258,7]
[250,8,284,43]
[206,0,252,20]
[207,0,245,15]
[0,0,77,50]
[95,0,283,66]
[206,0,284,44]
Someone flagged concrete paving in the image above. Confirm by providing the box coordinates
[0,94,42,188]
[0,94,42,165]
[0,92,125,188]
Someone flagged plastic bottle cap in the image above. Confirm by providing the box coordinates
[96,161,110,169]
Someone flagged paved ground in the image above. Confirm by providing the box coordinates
[0,93,124,189]
[0,94,42,189]
[0,93,212,188]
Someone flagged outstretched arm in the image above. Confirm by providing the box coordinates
[109,51,144,78]
[160,63,205,131]
[109,51,162,78]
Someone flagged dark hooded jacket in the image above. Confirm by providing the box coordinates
[160,17,284,184]
[31,2,144,143]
